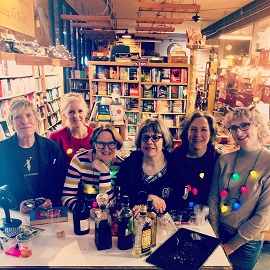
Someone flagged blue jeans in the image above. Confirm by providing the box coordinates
[220,226,263,270]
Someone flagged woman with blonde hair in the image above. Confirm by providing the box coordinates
[49,92,93,168]
[62,124,123,211]
[0,97,65,214]
[208,106,270,270]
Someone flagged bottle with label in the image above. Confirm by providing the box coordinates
[147,199,157,247]
[132,204,152,258]
[73,179,90,235]
[108,186,122,236]
[117,195,134,250]
[95,193,112,250]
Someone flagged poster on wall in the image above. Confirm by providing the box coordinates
[0,0,34,37]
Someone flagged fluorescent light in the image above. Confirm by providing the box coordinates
[218,34,252,40]
[122,29,131,38]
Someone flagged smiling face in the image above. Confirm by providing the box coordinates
[12,107,37,141]
[187,117,210,155]
[140,130,164,158]
[94,131,117,163]
[65,100,87,129]
[229,117,261,151]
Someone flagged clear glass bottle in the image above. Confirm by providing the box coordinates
[108,186,122,236]
[73,179,90,235]
[95,193,112,250]
[117,195,134,250]
[132,204,152,258]
[147,199,157,247]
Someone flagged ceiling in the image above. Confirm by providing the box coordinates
[66,0,254,40]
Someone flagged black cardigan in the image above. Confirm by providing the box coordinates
[116,150,177,210]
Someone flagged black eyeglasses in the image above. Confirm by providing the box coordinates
[228,122,251,133]
[95,141,117,149]
[141,134,163,142]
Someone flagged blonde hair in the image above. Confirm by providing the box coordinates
[224,107,270,144]
[61,92,88,117]
[8,97,40,125]
[90,123,123,150]
[135,118,173,151]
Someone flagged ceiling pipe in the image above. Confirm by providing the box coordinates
[202,0,270,40]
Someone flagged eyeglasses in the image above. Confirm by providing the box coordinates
[95,141,117,149]
[228,122,251,133]
[141,134,163,142]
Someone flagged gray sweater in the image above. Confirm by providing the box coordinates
[208,146,270,250]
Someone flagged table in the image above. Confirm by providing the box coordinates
[0,210,232,270]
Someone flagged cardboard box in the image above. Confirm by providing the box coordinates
[168,55,188,64]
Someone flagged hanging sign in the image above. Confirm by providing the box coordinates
[0,0,34,37]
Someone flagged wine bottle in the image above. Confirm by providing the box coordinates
[117,195,134,250]
[147,199,157,247]
[95,193,112,250]
[73,179,90,235]
[132,204,152,258]
[108,186,122,236]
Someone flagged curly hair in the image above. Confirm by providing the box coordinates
[179,111,217,146]
[224,107,270,144]
[90,123,123,150]
[135,118,173,151]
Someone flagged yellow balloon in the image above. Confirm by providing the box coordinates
[199,173,204,179]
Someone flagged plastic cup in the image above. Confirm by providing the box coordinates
[45,208,61,231]
[16,230,33,258]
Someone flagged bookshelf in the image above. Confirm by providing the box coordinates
[88,61,190,139]
[0,52,67,140]
[69,78,90,104]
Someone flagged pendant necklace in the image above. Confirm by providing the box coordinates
[220,147,263,214]
[66,127,88,155]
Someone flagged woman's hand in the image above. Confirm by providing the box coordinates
[76,148,87,155]
[91,159,110,172]
[132,205,140,217]
[148,194,166,214]
[20,197,52,214]
[223,243,234,255]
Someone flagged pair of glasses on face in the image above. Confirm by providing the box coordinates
[141,134,163,142]
[95,141,117,149]
[228,122,251,133]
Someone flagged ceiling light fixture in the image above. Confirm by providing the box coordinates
[218,34,252,40]
[122,29,131,38]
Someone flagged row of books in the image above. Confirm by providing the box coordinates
[0,77,36,98]
[94,82,139,97]
[71,80,89,90]
[35,77,43,92]
[141,68,188,83]
[142,100,187,114]
[95,66,138,81]
[143,85,187,99]
[45,75,61,89]
[46,88,60,101]
[126,112,139,125]
[46,99,60,114]
[0,60,32,78]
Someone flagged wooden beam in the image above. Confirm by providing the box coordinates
[135,26,175,32]
[134,33,168,39]
[139,3,200,13]
[61,14,111,22]
[136,17,184,24]
[71,22,113,29]
[81,30,115,36]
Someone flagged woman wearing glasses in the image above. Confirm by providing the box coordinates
[208,107,270,270]
[116,118,175,215]
[171,111,220,210]
[62,124,123,211]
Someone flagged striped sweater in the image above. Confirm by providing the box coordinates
[62,149,122,211]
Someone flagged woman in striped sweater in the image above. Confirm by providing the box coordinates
[62,124,123,211]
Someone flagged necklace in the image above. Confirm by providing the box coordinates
[220,147,263,214]
[66,126,88,155]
